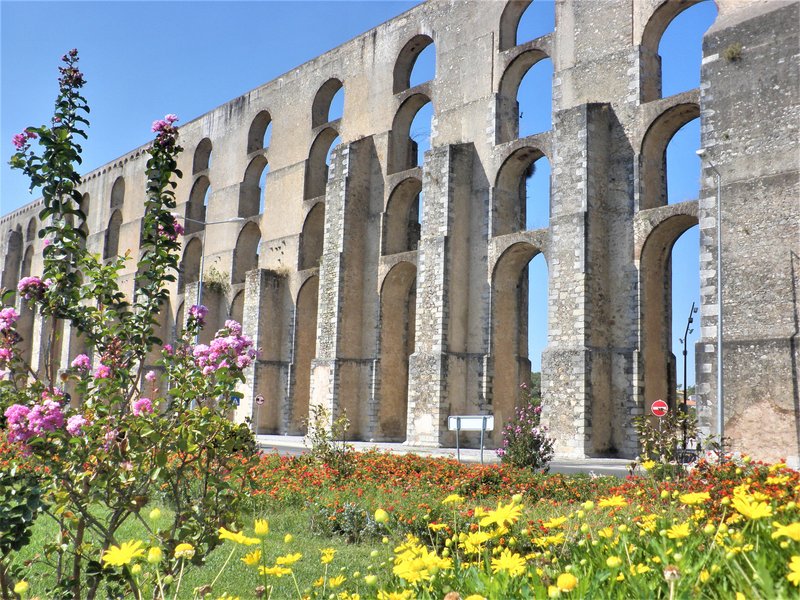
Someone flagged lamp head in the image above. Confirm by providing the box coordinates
[695,149,706,157]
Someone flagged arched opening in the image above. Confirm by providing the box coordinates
[178,237,202,295]
[500,0,556,51]
[494,147,550,236]
[25,218,37,242]
[378,262,416,441]
[640,105,700,210]
[193,138,212,174]
[247,111,272,153]
[393,34,435,94]
[640,215,700,413]
[241,155,269,217]
[491,242,548,444]
[185,176,210,234]
[304,127,340,199]
[640,0,717,102]
[291,275,319,434]
[383,177,422,255]
[389,94,432,174]
[232,222,261,284]
[311,78,344,128]
[229,290,244,325]
[104,210,122,260]
[497,50,552,143]
[110,177,125,210]
[20,246,32,280]
[2,228,23,291]
[666,119,701,204]
[299,203,325,270]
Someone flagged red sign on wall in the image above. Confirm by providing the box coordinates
[651,399,669,418]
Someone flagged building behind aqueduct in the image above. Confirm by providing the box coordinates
[2,0,798,462]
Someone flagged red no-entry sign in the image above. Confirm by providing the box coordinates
[651,399,668,417]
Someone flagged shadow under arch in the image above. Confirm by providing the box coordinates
[389,93,432,174]
[393,34,435,94]
[494,145,549,236]
[312,78,344,128]
[377,261,417,441]
[304,127,340,200]
[384,177,422,254]
[291,274,319,434]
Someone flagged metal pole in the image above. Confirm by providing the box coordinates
[456,418,461,463]
[480,416,486,465]
[194,228,206,346]
[680,301,696,450]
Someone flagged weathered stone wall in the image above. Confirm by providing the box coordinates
[2,0,798,463]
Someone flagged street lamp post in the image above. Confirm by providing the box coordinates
[679,301,697,449]
[696,149,724,445]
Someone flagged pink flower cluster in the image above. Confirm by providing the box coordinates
[188,304,208,327]
[157,216,185,241]
[66,414,88,436]
[152,114,179,148]
[11,129,37,151]
[94,363,111,379]
[71,353,91,371]
[17,276,50,300]
[192,321,256,376]
[4,397,65,443]
[131,397,153,416]
[0,307,19,331]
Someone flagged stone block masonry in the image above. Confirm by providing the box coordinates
[2,0,798,463]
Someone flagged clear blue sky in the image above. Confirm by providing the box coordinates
[1,0,716,386]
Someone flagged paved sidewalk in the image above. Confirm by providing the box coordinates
[255,434,633,477]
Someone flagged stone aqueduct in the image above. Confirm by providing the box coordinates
[1,0,798,462]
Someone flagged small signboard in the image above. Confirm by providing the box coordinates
[447,415,494,465]
[651,399,668,418]
[255,395,265,406]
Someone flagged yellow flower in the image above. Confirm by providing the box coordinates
[375,508,390,524]
[313,576,325,587]
[428,522,448,531]
[667,522,691,539]
[598,527,614,539]
[284,533,294,543]
[679,492,711,505]
[459,530,492,554]
[732,496,773,520]
[479,500,523,529]
[148,508,162,521]
[641,460,657,471]
[606,556,623,568]
[377,591,413,600]
[700,569,711,583]
[218,526,260,546]
[465,596,487,600]
[216,595,239,600]
[329,575,346,588]
[259,565,292,577]
[13,581,29,596]
[557,572,578,592]
[174,543,195,559]
[442,494,464,505]
[242,549,262,566]
[321,548,336,564]
[147,547,162,564]
[254,519,269,536]
[276,552,302,566]
[767,475,790,486]
[102,540,145,567]
[490,548,527,577]
[788,556,800,587]
[772,522,800,542]
[543,516,568,529]
[598,495,627,509]
[548,585,560,598]
[630,563,650,575]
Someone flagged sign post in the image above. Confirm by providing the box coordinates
[254,395,264,434]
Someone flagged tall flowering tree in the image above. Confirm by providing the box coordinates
[1,50,259,598]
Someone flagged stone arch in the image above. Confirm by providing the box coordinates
[110,177,125,210]
[174,300,185,341]
[79,193,90,242]
[241,155,268,218]
[378,261,417,441]
[389,93,432,174]
[178,237,202,294]
[493,146,549,236]
[247,110,272,153]
[103,210,122,260]
[193,138,212,174]
[490,241,547,442]
[497,49,551,143]
[232,222,261,284]
[299,202,325,270]
[291,275,319,434]
[639,0,712,102]
[304,127,340,199]
[312,78,344,128]
[393,34,435,94]
[25,218,37,242]
[639,213,699,413]
[2,228,23,291]
[17,246,35,365]
[229,290,244,325]
[499,0,533,51]
[186,176,210,234]
[20,246,33,280]
[639,103,700,210]
[383,177,422,255]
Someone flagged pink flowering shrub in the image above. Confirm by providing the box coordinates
[496,385,554,471]
[1,49,259,599]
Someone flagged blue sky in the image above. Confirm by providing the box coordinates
[1,0,716,386]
